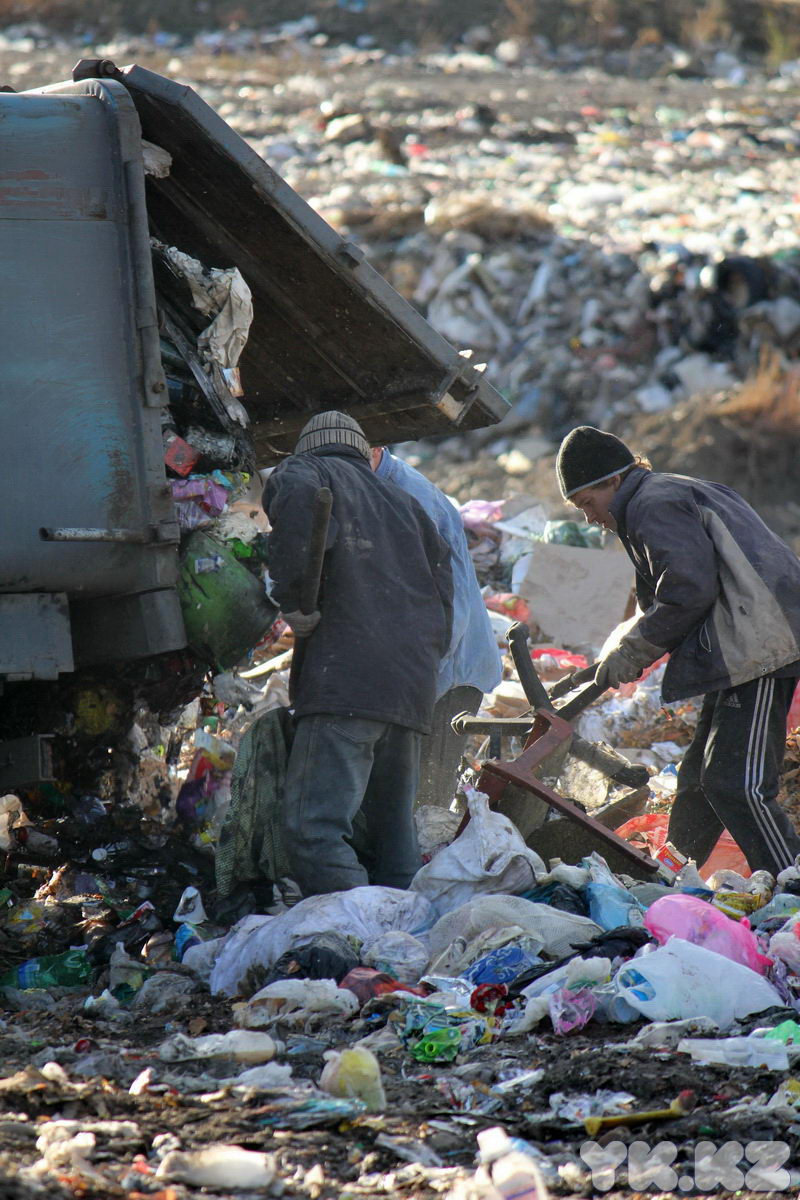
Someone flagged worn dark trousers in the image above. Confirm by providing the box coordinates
[283,713,422,896]
[416,685,483,809]
[668,673,800,874]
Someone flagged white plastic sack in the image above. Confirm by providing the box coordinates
[615,938,783,1029]
[410,790,545,917]
[362,931,429,983]
[233,979,358,1027]
[182,936,225,985]
[209,887,435,997]
[427,895,602,963]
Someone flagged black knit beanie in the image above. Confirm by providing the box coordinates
[556,426,635,499]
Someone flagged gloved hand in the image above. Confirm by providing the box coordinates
[594,645,645,691]
[283,609,321,637]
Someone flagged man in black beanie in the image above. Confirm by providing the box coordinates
[556,424,800,874]
[263,411,453,896]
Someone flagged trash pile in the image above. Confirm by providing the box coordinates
[151,238,279,673]
[4,417,800,1190]
[6,768,800,1195]
[7,22,800,456]
[3,517,800,1194]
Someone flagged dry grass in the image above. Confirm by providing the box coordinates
[424,193,552,238]
[681,0,733,47]
[763,9,800,64]
[717,346,800,433]
[502,0,538,40]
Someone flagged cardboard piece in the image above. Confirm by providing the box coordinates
[512,541,632,652]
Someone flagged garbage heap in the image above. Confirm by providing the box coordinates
[2,496,800,1195]
[3,795,800,1194]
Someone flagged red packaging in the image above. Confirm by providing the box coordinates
[339,966,427,1007]
[484,593,531,623]
[164,434,200,477]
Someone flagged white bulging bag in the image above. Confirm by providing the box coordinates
[410,790,545,918]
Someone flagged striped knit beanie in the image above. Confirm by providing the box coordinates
[294,411,370,460]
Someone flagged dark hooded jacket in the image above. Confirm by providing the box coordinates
[610,467,800,702]
[263,446,453,733]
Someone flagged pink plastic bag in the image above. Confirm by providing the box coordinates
[645,893,771,975]
[548,987,596,1034]
[458,499,504,535]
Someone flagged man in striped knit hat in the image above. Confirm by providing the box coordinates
[262,411,452,896]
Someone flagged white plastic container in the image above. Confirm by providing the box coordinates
[477,1127,547,1200]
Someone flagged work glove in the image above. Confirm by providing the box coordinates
[283,609,320,637]
[594,645,645,691]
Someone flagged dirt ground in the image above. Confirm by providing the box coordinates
[0,989,798,1198]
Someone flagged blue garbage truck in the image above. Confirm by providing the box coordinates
[0,59,507,789]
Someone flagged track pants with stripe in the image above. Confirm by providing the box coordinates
[667,673,800,874]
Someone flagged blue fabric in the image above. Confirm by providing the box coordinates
[375,452,502,698]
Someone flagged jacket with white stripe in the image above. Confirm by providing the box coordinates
[609,467,800,702]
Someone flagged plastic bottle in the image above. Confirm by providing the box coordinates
[477,1127,547,1200]
[677,1036,789,1070]
[12,826,60,858]
[0,947,92,989]
[319,1047,386,1111]
[644,893,771,974]
[410,1026,462,1063]
[591,983,640,1024]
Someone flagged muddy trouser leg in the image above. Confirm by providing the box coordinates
[675,675,800,874]
[415,685,483,810]
[283,714,383,896]
[667,692,724,867]
[360,723,422,889]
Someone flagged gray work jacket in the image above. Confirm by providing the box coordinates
[610,467,800,701]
